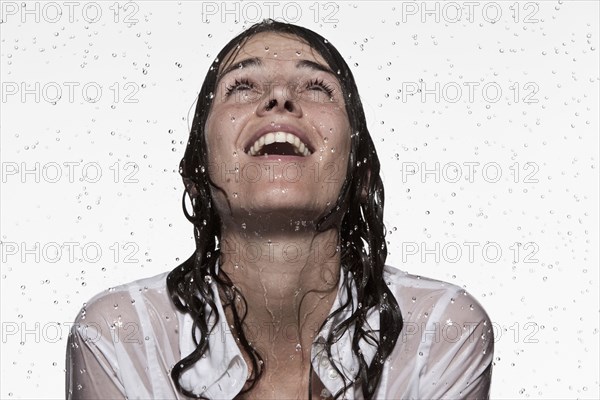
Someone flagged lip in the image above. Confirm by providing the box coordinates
[243,123,316,155]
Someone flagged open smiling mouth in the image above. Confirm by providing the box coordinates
[246,132,313,157]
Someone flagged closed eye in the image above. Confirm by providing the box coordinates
[305,78,334,96]
[224,78,255,97]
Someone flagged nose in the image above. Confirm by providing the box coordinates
[256,82,303,118]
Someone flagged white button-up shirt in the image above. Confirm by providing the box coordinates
[66,265,493,399]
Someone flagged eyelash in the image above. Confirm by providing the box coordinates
[306,78,334,96]
[224,78,335,97]
[224,78,254,96]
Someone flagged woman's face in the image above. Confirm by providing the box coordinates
[204,31,352,225]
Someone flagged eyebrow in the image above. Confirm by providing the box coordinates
[216,57,335,84]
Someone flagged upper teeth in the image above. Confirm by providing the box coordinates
[247,132,312,156]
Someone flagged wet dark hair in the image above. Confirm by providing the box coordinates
[167,19,403,399]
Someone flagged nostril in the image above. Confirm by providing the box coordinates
[284,100,294,112]
[266,99,277,110]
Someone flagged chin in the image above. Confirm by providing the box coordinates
[212,180,342,225]
[248,195,318,216]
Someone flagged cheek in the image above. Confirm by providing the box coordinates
[317,134,352,198]
[203,121,227,184]
[204,113,232,157]
[322,119,352,159]
[204,114,247,188]
[205,107,251,151]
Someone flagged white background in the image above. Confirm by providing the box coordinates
[1,1,598,399]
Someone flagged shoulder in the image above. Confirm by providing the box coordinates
[381,266,494,398]
[66,271,176,398]
[70,270,173,335]
[382,264,492,329]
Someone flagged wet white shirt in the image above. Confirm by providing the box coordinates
[66,265,494,399]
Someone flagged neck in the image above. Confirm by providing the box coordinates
[217,216,342,350]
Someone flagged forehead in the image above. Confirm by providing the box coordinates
[224,31,328,69]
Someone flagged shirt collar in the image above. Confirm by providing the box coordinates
[179,284,248,398]
[311,270,380,399]
[178,263,380,398]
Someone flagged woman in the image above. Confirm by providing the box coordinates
[66,19,493,399]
